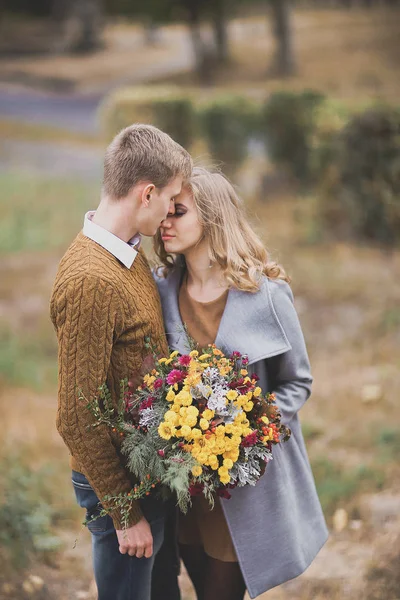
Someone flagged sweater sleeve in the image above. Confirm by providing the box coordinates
[51,275,143,529]
[266,281,313,425]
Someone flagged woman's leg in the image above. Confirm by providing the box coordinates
[179,543,207,600]
[203,556,246,600]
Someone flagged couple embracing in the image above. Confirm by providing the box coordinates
[50,124,328,600]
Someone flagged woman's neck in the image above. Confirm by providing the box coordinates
[184,246,228,298]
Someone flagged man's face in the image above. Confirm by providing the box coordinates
[142,176,183,236]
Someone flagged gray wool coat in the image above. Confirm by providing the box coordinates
[155,267,328,599]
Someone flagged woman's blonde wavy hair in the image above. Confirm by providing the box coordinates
[153,166,290,292]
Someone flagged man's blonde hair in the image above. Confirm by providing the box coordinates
[154,166,289,292]
[103,123,192,199]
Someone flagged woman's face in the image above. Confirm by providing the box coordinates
[159,186,204,256]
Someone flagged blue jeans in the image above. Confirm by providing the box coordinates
[72,470,165,600]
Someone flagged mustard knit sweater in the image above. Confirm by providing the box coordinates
[50,232,168,529]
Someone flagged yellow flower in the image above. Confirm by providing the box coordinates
[158,358,167,364]
[143,374,156,388]
[171,403,180,413]
[223,458,233,469]
[243,401,254,412]
[199,353,211,361]
[191,465,203,477]
[226,390,238,401]
[261,416,269,424]
[164,410,179,425]
[202,409,215,420]
[185,416,198,428]
[184,373,202,387]
[164,358,173,365]
[170,350,179,359]
[189,350,199,357]
[215,425,226,437]
[187,406,199,417]
[177,390,192,406]
[158,422,176,440]
[253,387,262,397]
[180,425,192,438]
[197,452,208,464]
[240,369,248,376]
[191,428,202,440]
[225,423,234,434]
[199,418,209,431]
[179,407,188,417]
[166,388,176,402]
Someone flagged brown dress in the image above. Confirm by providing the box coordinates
[178,275,238,562]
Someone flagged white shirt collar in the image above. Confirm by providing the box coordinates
[83,211,141,269]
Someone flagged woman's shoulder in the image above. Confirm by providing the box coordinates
[259,276,294,305]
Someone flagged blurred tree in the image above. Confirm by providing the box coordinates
[212,0,229,63]
[268,0,296,76]
[52,0,104,53]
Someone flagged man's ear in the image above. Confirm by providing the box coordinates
[142,183,155,208]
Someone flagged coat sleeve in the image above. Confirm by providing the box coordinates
[265,280,313,425]
[51,274,143,529]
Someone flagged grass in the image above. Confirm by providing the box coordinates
[311,458,386,519]
[0,172,97,254]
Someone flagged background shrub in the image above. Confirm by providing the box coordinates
[197,94,261,174]
[0,455,62,570]
[334,106,400,246]
[99,86,196,149]
[261,89,325,183]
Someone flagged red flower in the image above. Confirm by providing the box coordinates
[241,431,258,447]
[189,483,204,496]
[217,487,232,499]
[230,351,242,360]
[178,355,191,366]
[140,397,154,410]
[250,373,260,382]
[153,378,164,390]
[166,369,185,385]
[157,449,165,458]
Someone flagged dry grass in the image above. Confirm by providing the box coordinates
[159,9,400,103]
[0,118,101,147]
[0,9,399,102]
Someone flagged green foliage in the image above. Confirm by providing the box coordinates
[376,428,400,462]
[197,94,260,173]
[99,86,196,149]
[312,458,385,518]
[261,89,325,183]
[332,106,400,246]
[301,421,323,442]
[0,455,62,571]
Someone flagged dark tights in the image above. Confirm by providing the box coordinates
[179,543,246,600]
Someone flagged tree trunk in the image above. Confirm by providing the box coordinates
[212,0,229,63]
[268,0,296,77]
[52,0,104,54]
[184,0,213,84]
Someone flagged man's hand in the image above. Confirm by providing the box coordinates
[116,517,153,558]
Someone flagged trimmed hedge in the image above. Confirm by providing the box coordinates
[99,86,400,246]
[99,86,196,149]
[197,94,260,173]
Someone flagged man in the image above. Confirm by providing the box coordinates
[50,124,192,600]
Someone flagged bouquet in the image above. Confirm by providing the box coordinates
[83,345,290,528]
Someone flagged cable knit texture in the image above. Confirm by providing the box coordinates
[50,232,168,529]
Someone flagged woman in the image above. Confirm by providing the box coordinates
[153,167,328,600]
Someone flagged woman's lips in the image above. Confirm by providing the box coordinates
[161,234,175,241]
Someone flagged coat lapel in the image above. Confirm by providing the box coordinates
[155,267,292,366]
